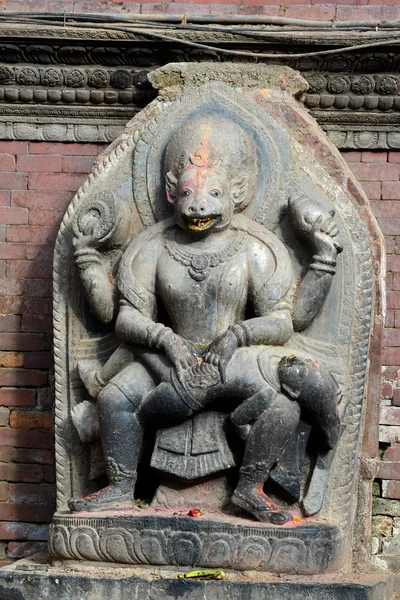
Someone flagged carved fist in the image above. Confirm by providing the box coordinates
[288,195,342,261]
[204,329,238,383]
[162,331,199,376]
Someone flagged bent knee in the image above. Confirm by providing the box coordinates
[98,383,136,414]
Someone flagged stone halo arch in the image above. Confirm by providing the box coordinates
[132,82,293,229]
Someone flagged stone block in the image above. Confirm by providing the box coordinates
[382,444,400,461]
[372,516,393,537]
[382,481,400,499]
[373,497,400,517]
[382,538,400,556]
[379,426,400,444]
[371,537,381,555]
[0,563,394,600]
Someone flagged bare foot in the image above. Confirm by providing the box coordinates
[231,486,292,525]
[68,480,134,512]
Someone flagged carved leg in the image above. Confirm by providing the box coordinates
[231,392,301,525]
[68,362,155,512]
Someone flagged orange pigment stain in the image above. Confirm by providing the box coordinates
[259,89,271,96]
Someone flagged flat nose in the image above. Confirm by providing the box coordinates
[185,194,207,214]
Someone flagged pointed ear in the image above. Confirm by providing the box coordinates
[165,171,178,204]
[281,383,300,399]
[230,174,249,208]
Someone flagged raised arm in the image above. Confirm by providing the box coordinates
[288,194,343,332]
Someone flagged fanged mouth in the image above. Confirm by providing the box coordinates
[186,216,220,232]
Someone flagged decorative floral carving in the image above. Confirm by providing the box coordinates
[327,76,351,94]
[0,66,14,85]
[351,75,375,95]
[376,75,399,95]
[65,69,87,88]
[307,74,327,94]
[111,69,133,89]
[42,68,63,87]
[17,67,40,86]
[89,69,110,88]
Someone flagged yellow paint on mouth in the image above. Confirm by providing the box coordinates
[188,218,214,231]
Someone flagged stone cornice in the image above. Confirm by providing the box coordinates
[0,21,398,148]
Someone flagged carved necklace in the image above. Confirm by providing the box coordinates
[165,229,245,282]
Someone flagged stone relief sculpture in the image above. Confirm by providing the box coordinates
[50,64,380,575]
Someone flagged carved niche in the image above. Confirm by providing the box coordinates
[50,63,384,575]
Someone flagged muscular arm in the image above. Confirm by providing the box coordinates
[232,238,293,347]
[74,247,116,324]
[292,268,334,332]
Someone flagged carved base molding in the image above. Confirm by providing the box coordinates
[49,512,341,575]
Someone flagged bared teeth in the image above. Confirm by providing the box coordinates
[188,217,214,231]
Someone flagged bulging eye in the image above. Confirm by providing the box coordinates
[183,189,192,197]
[209,189,219,197]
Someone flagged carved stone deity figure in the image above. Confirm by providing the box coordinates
[50,64,383,575]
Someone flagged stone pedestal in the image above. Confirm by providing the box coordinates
[0,555,394,600]
[49,510,340,575]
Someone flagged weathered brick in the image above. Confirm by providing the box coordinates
[383,480,400,499]
[377,461,400,480]
[383,348,400,366]
[44,465,55,483]
[0,154,16,171]
[29,142,104,155]
[25,244,53,261]
[62,155,96,173]
[0,172,27,190]
[36,388,53,411]
[362,151,388,163]
[380,425,400,443]
[0,278,52,297]
[0,389,35,407]
[28,172,85,192]
[0,243,25,259]
[342,151,362,163]
[349,163,400,181]
[284,5,336,19]
[6,226,58,244]
[0,462,44,482]
[0,428,53,449]
[0,369,47,387]
[393,389,400,407]
[0,207,28,224]
[0,315,20,333]
[0,446,53,464]
[29,209,64,227]
[6,541,47,559]
[382,382,393,399]
[0,521,48,541]
[371,516,393,537]
[370,201,400,219]
[7,260,53,279]
[21,314,52,334]
[336,5,400,20]
[360,182,381,201]
[17,154,62,173]
[382,537,400,556]
[382,182,400,200]
[24,352,52,370]
[7,483,55,504]
[0,482,7,501]
[389,152,400,163]
[0,503,54,523]
[0,333,47,352]
[373,496,400,516]
[10,411,52,430]
[0,141,27,154]
[12,190,72,210]
[0,407,9,427]
[0,352,24,367]
[376,218,400,236]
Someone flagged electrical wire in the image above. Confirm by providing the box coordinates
[0,13,398,61]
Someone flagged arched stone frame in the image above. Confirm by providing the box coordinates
[52,66,385,571]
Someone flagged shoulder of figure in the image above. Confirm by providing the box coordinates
[231,214,291,264]
[117,217,174,296]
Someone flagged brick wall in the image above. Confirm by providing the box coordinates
[0,141,105,563]
[1,2,399,18]
[0,142,396,564]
